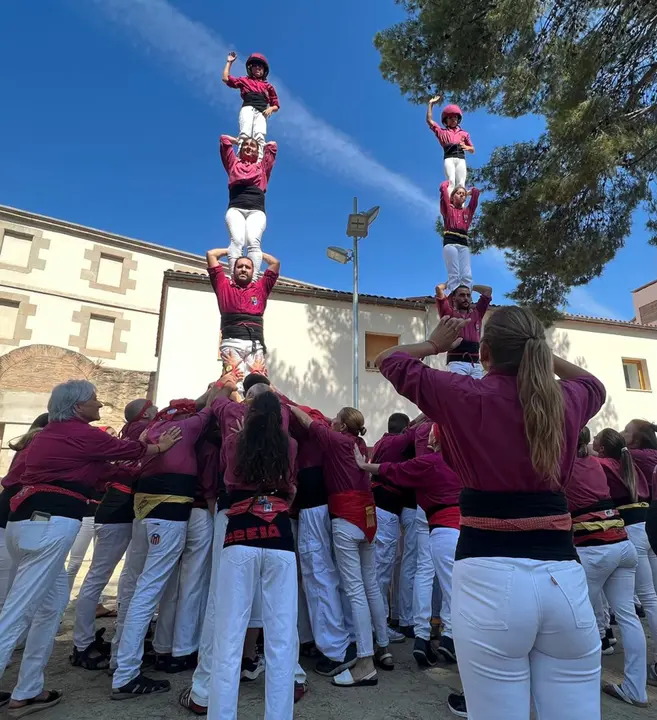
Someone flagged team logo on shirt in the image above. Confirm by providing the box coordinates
[150,533,161,546]
[251,296,259,305]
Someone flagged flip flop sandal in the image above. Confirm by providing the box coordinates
[111,674,171,700]
[8,690,62,717]
[178,687,207,716]
[332,669,378,687]
[601,682,648,708]
[374,648,394,671]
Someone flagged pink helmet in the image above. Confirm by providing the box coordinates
[246,53,270,79]
[441,104,463,126]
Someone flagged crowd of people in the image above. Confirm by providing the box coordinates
[0,51,656,720]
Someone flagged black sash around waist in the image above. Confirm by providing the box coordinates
[443,230,469,247]
[443,143,465,160]
[95,484,134,525]
[228,185,265,212]
[9,480,92,522]
[241,91,268,113]
[221,312,265,346]
[136,473,197,521]
[224,488,293,552]
[295,466,328,510]
[456,488,577,562]
[447,339,480,365]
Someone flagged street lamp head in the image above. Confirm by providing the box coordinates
[363,206,380,226]
[326,246,352,264]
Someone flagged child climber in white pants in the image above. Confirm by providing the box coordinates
[427,96,475,192]
[439,182,479,294]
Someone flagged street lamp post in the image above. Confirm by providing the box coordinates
[326,198,380,409]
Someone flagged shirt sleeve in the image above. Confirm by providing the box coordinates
[262,143,277,181]
[307,420,338,452]
[174,407,213,443]
[258,268,279,298]
[436,295,454,318]
[211,396,245,439]
[219,135,237,176]
[379,457,431,490]
[379,352,464,421]
[208,265,227,304]
[267,82,280,108]
[197,441,220,500]
[439,181,450,221]
[474,292,491,319]
[467,187,480,216]
[430,124,449,146]
[463,131,473,147]
[225,75,245,89]
[561,375,607,431]
[84,428,147,462]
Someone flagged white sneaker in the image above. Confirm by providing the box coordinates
[386,627,406,644]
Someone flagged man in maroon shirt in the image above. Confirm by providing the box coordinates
[206,247,280,394]
[435,282,492,378]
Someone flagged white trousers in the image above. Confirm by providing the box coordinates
[290,518,313,645]
[238,106,267,158]
[0,527,15,612]
[209,545,298,720]
[220,338,267,394]
[73,522,132,650]
[153,508,214,657]
[399,507,418,626]
[626,522,657,662]
[443,243,472,295]
[225,207,267,277]
[444,157,467,193]
[66,514,95,593]
[448,360,485,378]
[413,509,435,641]
[578,540,647,703]
[191,509,229,707]
[375,507,399,621]
[111,519,149,668]
[429,527,458,638]
[332,518,388,658]
[298,505,350,661]
[453,557,600,720]
[112,518,187,688]
[0,517,80,700]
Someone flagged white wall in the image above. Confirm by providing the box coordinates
[548,321,657,434]
[156,281,431,439]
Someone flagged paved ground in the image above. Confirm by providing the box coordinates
[2,554,656,719]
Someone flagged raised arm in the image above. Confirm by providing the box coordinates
[206,248,228,269]
[261,252,280,275]
[553,355,597,380]
[263,84,280,119]
[219,135,237,175]
[288,404,313,429]
[222,51,237,84]
[426,95,441,129]
[472,284,492,298]
[262,142,278,180]
[435,283,453,318]
[467,186,480,215]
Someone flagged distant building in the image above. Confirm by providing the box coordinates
[1,204,656,473]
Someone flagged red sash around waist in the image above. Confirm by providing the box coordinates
[10,484,88,513]
[107,482,132,495]
[328,490,377,542]
[227,496,289,523]
[428,505,461,530]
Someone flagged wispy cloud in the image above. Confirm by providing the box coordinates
[88,0,437,219]
[566,287,623,321]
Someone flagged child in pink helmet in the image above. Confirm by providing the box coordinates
[222,52,280,159]
[426,95,474,192]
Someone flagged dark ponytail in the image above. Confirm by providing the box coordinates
[577,427,591,458]
[598,428,637,503]
[235,392,289,493]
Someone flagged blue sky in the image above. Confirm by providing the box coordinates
[0,0,654,320]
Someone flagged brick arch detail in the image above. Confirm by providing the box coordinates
[0,344,103,393]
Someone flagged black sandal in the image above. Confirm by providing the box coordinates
[111,674,171,701]
[178,687,207,715]
[300,642,320,658]
[0,692,10,708]
[374,647,394,671]
[69,644,110,671]
[8,690,62,718]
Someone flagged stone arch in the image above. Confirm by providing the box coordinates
[0,344,103,393]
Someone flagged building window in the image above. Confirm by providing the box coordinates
[639,300,657,326]
[0,222,49,274]
[365,333,400,370]
[0,300,20,340]
[622,358,651,392]
[96,254,124,288]
[0,292,36,346]
[80,244,138,295]
[69,305,130,360]
[86,315,115,353]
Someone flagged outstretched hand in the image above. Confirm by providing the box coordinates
[429,94,442,105]
[263,106,276,119]
[227,52,237,62]
[353,444,367,469]
[428,316,470,353]
[158,426,183,451]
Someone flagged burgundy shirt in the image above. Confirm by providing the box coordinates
[564,456,614,513]
[212,396,296,496]
[208,265,278,317]
[307,421,370,495]
[430,124,472,151]
[630,449,657,497]
[225,76,279,108]
[440,181,479,234]
[140,409,212,479]
[220,136,277,191]
[379,352,606,493]
[120,418,150,442]
[2,449,27,490]
[371,430,415,464]
[196,439,220,500]
[596,456,649,503]
[21,419,147,490]
[278,393,328,470]
[436,294,490,345]
[379,452,461,512]
[414,422,433,457]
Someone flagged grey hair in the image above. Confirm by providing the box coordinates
[48,380,97,422]
[245,383,271,401]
